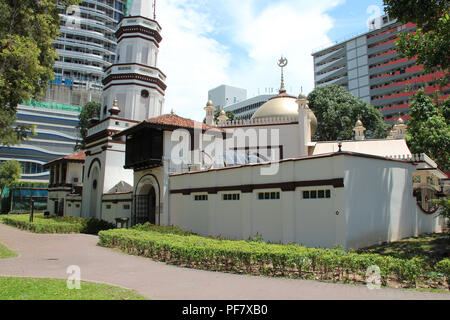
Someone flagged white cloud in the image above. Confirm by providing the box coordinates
[157,0,231,121]
[157,0,344,121]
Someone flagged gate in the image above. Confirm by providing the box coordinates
[133,187,157,226]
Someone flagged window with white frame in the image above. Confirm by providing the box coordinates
[194,194,208,201]
[222,193,240,201]
[257,192,280,200]
[302,189,331,199]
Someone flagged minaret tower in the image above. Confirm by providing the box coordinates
[296,93,311,157]
[81,1,166,219]
[204,100,216,126]
[101,0,167,121]
[353,119,366,141]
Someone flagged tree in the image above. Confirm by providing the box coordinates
[383,0,450,86]
[214,110,238,122]
[307,85,388,141]
[75,101,101,151]
[433,196,450,231]
[0,160,21,199]
[203,110,239,124]
[406,90,450,170]
[0,0,81,146]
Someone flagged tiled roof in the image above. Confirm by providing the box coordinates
[64,150,86,161]
[44,150,86,167]
[144,114,224,132]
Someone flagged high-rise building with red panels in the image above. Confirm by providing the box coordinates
[312,15,449,125]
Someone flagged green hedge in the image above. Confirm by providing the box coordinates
[98,229,449,290]
[1,215,115,235]
[132,222,195,236]
[1,215,84,233]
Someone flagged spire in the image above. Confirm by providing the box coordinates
[109,97,121,116]
[277,56,288,94]
[390,113,407,139]
[128,0,155,18]
[353,118,366,141]
[217,108,229,123]
[204,99,216,126]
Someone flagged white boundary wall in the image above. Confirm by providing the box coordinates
[169,153,443,249]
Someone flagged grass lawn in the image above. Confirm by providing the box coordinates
[0,243,17,259]
[0,277,147,300]
[357,233,449,267]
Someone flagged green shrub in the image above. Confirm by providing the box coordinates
[98,229,449,289]
[2,215,83,233]
[1,214,114,235]
[435,258,450,278]
[81,218,115,235]
[132,222,195,236]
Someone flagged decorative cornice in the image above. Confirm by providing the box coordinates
[116,25,162,43]
[102,73,167,92]
[170,178,345,195]
[85,129,121,145]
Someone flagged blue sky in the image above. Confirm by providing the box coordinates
[156,0,386,120]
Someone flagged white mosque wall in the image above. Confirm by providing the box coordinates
[170,154,348,247]
[81,150,106,219]
[169,154,444,250]
[67,162,83,185]
[313,139,412,158]
[102,145,134,194]
[343,156,443,249]
[223,122,302,160]
[100,193,133,224]
[65,197,82,217]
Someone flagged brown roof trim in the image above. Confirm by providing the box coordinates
[170,151,414,177]
[102,73,167,92]
[116,25,162,43]
[44,151,86,168]
[85,129,121,145]
[102,81,166,97]
[170,178,345,195]
[115,115,225,139]
[103,191,133,196]
[87,116,140,130]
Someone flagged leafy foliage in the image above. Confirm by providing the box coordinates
[406,90,450,170]
[0,160,21,197]
[1,214,115,235]
[214,110,238,121]
[307,85,388,141]
[75,101,101,151]
[434,197,450,230]
[0,0,81,145]
[383,0,450,86]
[99,228,449,289]
[132,222,195,236]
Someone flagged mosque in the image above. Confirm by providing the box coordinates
[45,1,445,250]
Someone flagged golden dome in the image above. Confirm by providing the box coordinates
[205,99,215,109]
[251,95,317,136]
[252,96,297,119]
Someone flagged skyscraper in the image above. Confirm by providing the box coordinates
[46,0,129,105]
[312,14,449,124]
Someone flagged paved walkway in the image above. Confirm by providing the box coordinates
[0,223,448,300]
